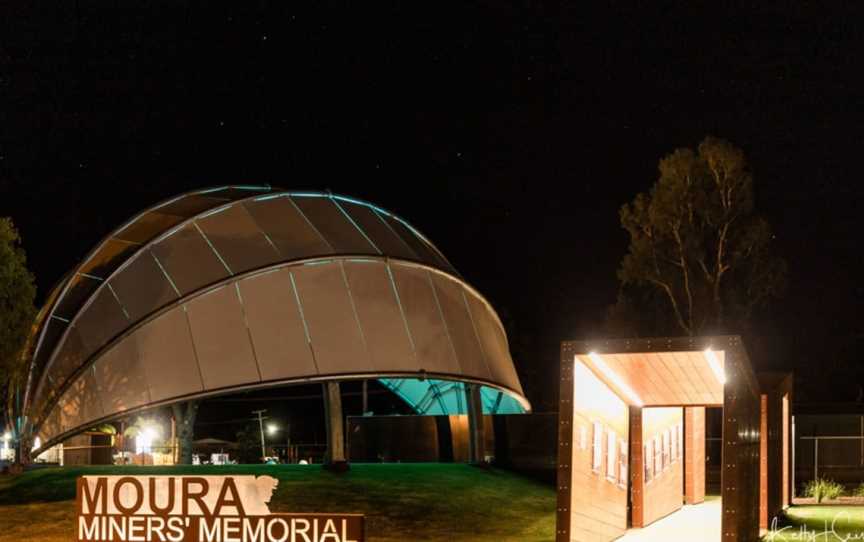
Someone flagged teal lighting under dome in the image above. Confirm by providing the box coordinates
[378,378,527,415]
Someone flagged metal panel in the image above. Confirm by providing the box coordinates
[430,273,489,380]
[381,214,453,273]
[135,307,204,403]
[46,327,87,389]
[201,186,273,201]
[109,249,179,322]
[38,407,62,445]
[390,264,461,376]
[59,369,103,434]
[73,286,130,358]
[464,293,522,393]
[156,194,231,219]
[243,197,332,259]
[343,260,417,372]
[54,274,101,320]
[196,204,280,274]
[340,202,418,260]
[93,336,151,415]
[290,262,372,374]
[79,238,138,278]
[151,223,229,295]
[291,196,376,254]
[31,317,66,385]
[237,269,318,381]
[186,286,260,390]
[115,211,186,244]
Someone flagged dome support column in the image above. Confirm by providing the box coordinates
[323,381,349,471]
[466,383,486,465]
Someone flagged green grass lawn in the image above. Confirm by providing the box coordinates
[764,506,864,541]
[0,464,555,541]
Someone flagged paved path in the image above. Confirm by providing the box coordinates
[617,498,721,542]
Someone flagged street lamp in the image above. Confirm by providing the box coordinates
[136,426,159,455]
[267,423,279,436]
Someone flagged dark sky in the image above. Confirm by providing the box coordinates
[2,2,863,412]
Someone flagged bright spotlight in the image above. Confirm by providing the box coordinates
[136,425,159,454]
[704,348,727,385]
[587,352,644,407]
[266,423,279,435]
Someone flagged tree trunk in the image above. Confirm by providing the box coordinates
[16,431,32,466]
[322,381,347,468]
[171,401,199,465]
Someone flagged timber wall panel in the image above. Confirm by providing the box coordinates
[758,372,794,531]
[640,407,684,526]
[684,406,706,504]
[561,356,630,541]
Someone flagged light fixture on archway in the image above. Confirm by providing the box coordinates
[703,348,727,385]
[587,352,644,407]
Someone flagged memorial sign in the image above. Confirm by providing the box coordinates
[76,475,364,542]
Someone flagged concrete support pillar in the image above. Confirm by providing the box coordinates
[323,381,348,470]
[466,383,486,464]
[684,406,705,504]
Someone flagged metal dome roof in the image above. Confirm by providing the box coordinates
[26,186,529,450]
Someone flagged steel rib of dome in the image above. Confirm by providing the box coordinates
[24,186,530,452]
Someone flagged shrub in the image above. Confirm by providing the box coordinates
[805,478,844,503]
[853,483,864,498]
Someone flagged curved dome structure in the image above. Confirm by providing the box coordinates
[24,186,529,452]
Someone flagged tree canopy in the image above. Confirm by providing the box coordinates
[611,137,786,336]
[0,217,36,428]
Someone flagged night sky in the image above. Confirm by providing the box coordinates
[3,3,863,421]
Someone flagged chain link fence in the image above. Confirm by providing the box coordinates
[794,415,864,496]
